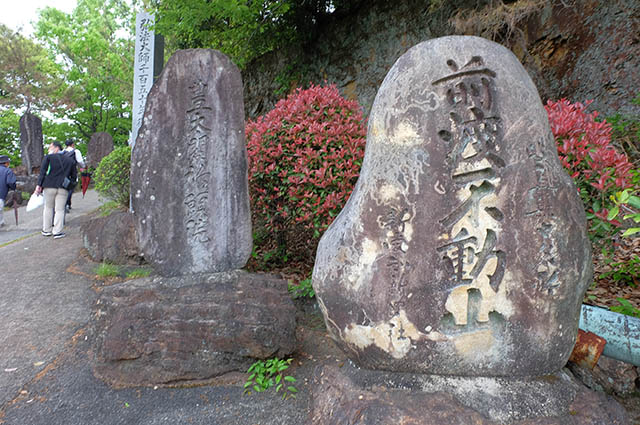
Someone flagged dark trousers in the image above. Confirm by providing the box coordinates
[66,182,76,207]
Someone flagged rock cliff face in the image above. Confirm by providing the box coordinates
[242,0,640,119]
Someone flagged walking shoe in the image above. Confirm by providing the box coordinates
[53,233,66,239]
[42,231,52,236]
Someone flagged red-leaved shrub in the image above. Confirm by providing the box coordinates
[545,99,634,233]
[246,83,366,252]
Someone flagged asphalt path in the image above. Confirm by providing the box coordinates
[0,189,102,246]
[0,190,103,411]
[0,196,336,424]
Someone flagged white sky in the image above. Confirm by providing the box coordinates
[1,0,78,35]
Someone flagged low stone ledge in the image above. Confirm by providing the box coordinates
[568,356,639,395]
[15,175,37,194]
[310,364,628,424]
[91,270,297,387]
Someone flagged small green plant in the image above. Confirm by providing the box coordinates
[599,254,640,287]
[610,298,640,318]
[244,357,297,399]
[607,188,640,237]
[94,145,131,208]
[21,191,30,201]
[288,276,315,299]
[126,268,151,279]
[95,263,120,278]
[251,246,288,268]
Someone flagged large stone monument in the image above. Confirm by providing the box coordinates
[92,49,295,387]
[87,132,114,169]
[131,49,252,277]
[19,112,43,175]
[311,36,625,423]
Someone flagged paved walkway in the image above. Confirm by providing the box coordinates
[0,190,102,246]
[0,193,325,424]
[0,190,104,411]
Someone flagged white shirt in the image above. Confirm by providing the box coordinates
[64,147,86,169]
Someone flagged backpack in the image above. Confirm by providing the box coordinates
[63,149,77,165]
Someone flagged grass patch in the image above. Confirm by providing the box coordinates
[98,200,122,217]
[95,263,120,278]
[126,268,151,279]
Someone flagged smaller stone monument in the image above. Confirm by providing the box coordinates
[131,49,252,277]
[19,112,43,175]
[87,132,114,169]
[91,49,295,387]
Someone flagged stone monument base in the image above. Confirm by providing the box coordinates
[91,270,297,387]
[15,175,38,194]
[81,211,143,265]
[311,363,628,424]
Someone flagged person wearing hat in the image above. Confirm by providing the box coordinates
[35,142,77,239]
[0,154,17,228]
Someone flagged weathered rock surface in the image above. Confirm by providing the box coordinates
[568,356,639,396]
[15,175,37,194]
[92,270,296,386]
[81,210,143,265]
[310,364,628,425]
[87,132,113,169]
[243,0,640,120]
[312,36,591,376]
[311,365,489,425]
[131,49,252,277]
[19,112,43,175]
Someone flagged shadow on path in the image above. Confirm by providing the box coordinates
[0,194,341,424]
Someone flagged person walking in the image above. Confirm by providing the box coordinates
[0,154,17,228]
[62,139,86,212]
[35,142,77,239]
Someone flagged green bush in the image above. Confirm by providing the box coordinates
[246,84,366,265]
[545,99,635,241]
[94,145,131,207]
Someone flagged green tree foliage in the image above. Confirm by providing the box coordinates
[0,109,21,166]
[0,24,68,113]
[42,120,85,153]
[152,0,364,67]
[35,0,135,145]
[94,145,131,207]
